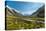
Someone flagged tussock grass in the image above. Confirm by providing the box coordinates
[6,16,45,30]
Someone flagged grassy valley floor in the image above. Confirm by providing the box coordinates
[6,16,45,30]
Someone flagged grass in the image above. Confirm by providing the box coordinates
[6,16,45,30]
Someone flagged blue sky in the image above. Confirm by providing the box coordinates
[6,1,44,15]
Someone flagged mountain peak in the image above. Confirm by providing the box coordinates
[6,5,21,13]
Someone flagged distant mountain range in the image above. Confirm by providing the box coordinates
[5,5,45,18]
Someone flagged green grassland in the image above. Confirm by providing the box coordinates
[6,16,45,30]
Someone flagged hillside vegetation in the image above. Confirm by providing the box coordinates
[5,5,45,30]
[6,16,44,30]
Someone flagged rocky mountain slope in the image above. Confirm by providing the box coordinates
[31,5,45,18]
[5,6,23,17]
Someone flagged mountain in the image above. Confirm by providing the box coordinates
[31,5,45,18]
[5,5,45,18]
[5,5,23,17]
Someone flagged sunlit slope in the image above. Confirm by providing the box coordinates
[5,6,23,17]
